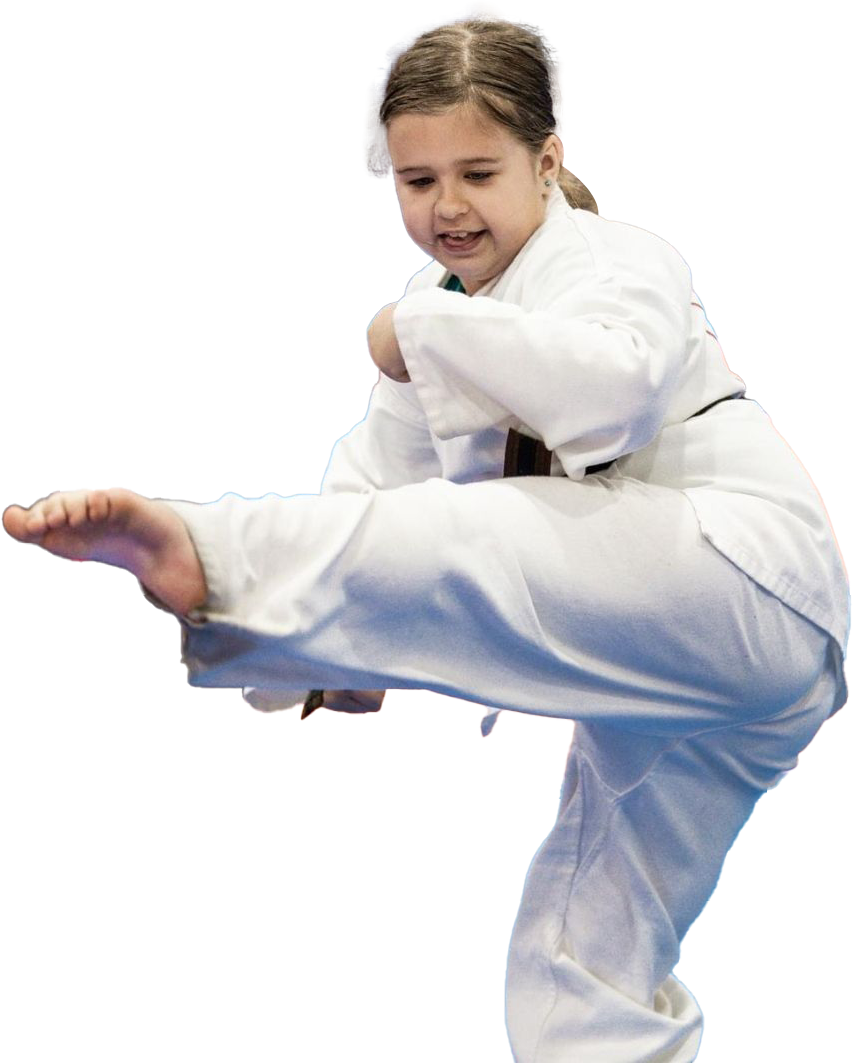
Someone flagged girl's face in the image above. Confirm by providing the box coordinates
[387,104,563,295]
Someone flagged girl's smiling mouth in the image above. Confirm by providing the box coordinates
[437,230,486,252]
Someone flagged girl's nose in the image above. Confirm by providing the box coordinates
[435,187,469,220]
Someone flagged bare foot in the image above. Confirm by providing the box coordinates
[3,488,207,617]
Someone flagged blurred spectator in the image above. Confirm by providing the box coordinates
[62,0,169,234]
[795,0,850,165]
[646,0,731,176]
[731,0,829,167]
[0,327,259,833]
[177,0,304,244]
[0,100,115,395]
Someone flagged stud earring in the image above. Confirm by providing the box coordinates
[544,179,553,187]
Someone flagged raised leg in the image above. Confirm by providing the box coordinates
[164,475,830,737]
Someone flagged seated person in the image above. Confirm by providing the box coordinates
[0,101,116,393]
[0,327,257,833]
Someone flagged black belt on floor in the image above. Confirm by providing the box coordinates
[503,392,746,478]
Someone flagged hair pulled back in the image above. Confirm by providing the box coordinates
[371,18,597,214]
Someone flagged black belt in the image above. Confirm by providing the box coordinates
[503,392,746,477]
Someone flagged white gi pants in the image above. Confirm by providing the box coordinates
[164,473,843,1063]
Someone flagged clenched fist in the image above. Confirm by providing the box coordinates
[367,303,410,382]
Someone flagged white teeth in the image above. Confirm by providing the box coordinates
[444,231,470,238]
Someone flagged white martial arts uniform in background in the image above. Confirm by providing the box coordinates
[180,0,302,244]
[0,184,116,384]
[159,189,849,1062]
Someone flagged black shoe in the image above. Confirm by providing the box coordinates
[90,688,162,837]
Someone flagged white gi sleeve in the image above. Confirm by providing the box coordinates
[319,372,442,494]
[392,230,694,481]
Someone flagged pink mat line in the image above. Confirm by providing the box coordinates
[64,773,557,1063]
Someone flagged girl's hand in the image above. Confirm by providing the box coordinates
[320,689,386,714]
[300,688,385,719]
[367,303,410,382]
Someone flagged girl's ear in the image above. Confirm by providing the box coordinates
[539,134,564,182]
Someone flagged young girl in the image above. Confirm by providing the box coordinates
[4,17,849,1063]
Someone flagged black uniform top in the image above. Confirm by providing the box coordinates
[0,471,239,714]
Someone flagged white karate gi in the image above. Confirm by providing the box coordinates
[161,190,849,1062]
[0,184,116,380]
[180,0,299,244]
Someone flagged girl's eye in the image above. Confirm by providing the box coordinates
[466,172,493,182]
[408,177,434,188]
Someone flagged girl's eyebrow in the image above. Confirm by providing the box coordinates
[395,156,502,175]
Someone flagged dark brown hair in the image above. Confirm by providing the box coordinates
[371,18,597,213]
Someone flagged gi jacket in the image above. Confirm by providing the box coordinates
[323,191,849,690]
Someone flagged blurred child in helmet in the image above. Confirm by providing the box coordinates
[0,327,257,833]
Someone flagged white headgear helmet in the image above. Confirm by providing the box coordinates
[23,325,182,463]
